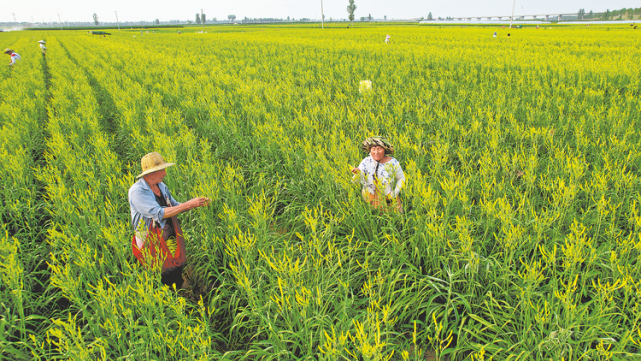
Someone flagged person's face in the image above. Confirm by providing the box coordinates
[144,168,167,185]
[370,146,386,162]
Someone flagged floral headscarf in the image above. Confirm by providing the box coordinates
[361,136,394,155]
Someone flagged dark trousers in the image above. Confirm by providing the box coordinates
[161,266,184,289]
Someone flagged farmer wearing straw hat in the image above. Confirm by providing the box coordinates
[128,152,211,288]
[38,40,47,56]
[4,48,21,66]
[351,136,405,212]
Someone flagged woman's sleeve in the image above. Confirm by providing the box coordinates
[356,158,368,185]
[392,162,405,197]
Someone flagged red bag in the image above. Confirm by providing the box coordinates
[132,216,186,272]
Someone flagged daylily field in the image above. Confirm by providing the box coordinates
[1,23,640,360]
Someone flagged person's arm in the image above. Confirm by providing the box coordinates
[351,158,368,184]
[163,197,209,218]
[131,187,209,222]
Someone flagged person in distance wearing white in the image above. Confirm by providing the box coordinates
[4,48,21,66]
[38,40,47,56]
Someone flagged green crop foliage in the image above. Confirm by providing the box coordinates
[0,24,640,359]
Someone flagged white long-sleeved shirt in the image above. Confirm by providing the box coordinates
[357,156,405,197]
[8,53,20,65]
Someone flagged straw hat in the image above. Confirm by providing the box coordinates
[38,40,46,44]
[136,152,175,178]
[4,48,13,54]
[361,136,394,155]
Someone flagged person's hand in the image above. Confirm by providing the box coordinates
[186,197,211,209]
[351,166,360,174]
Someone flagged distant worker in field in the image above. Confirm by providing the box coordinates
[129,152,211,289]
[493,31,497,38]
[385,34,391,43]
[38,40,47,56]
[4,48,20,66]
[352,136,405,212]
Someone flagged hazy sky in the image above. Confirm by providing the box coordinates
[3,0,638,23]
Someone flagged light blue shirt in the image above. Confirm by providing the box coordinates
[128,178,180,233]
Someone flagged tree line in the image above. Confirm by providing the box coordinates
[51,5,641,29]
[586,7,641,20]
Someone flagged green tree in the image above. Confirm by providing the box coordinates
[92,13,99,26]
[577,9,584,20]
[228,14,236,21]
[196,13,201,24]
[155,19,160,25]
[347,0,356,25]
[427,12,433,20]
[368,13,372,21]
[202,13,206,24]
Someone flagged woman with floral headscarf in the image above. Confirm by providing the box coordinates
[351,136,405,212]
